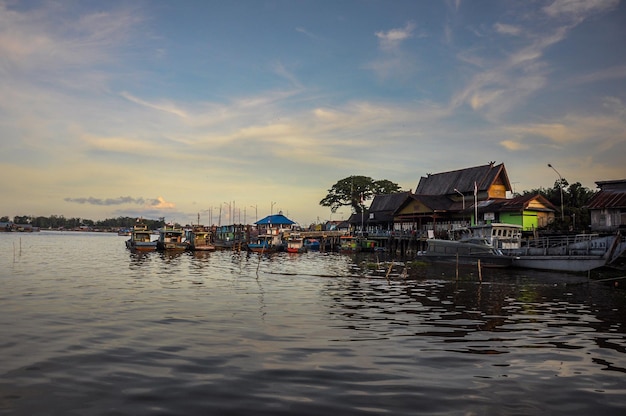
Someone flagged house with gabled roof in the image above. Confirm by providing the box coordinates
[362,191,412,234]
[475,194,557,231]
[255,212,295,235]
[393,162,513,238]
[415,162,511,200]
[586,179,626,233]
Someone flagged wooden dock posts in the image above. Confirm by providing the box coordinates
[290,231,345,252]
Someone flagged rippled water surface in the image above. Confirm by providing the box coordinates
[1,232,625,415]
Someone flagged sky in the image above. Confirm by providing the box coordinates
[1,0,625,226]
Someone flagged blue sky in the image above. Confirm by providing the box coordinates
[1,0,625,226]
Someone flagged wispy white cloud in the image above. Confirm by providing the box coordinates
[567,65,626,86]
[1,1,624,224]
[494,23,522,36]
[121,91,189,119]
[365,22,419,80]
[375,21,416,51]
[64,196,158,206]
[543,0,619,21]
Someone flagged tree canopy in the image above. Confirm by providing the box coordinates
[519,179,596,231]
[319,175,402,214]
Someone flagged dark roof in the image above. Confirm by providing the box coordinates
[587,188,626,209]
[408,194,455,211]
[415,163,510,195]
[255,214,295,225]
[486,194,557,212]
[368,192,412,222]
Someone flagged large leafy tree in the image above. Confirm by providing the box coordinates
[320,175,402,214]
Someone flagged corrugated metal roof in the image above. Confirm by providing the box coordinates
[415,163,510,195]
[410,194,454,211]
[485,194,557,212]
[369,191,411,212]
[367,192,411,223]
[587,190,626,209]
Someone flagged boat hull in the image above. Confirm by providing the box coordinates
[156,242,187,251]
[419,239,514,268]
[126,240,157,251]
[511,256,607,272]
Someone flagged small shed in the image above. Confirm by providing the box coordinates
[587,179,626,233]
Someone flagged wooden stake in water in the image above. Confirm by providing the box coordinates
[478,259,482,283]
[456,253,459,280]
[385,262,393,282]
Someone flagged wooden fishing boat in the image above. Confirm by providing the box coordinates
[156,226,187,251]
[185,226,215,251]
[213,224,247,250]
[286,233,306,253]
[247,234,281,253]
[125,224,157,251]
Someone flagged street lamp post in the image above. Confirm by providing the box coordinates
[547,163,565,221]
[454,188,465,224]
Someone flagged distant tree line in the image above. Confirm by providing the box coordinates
[0,215,165,230]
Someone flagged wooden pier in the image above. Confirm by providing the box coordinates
[283,230,347,252]
[284,230,426,255]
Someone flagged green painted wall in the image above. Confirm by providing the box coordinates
[472,211,539,230]
[500,212,538,231]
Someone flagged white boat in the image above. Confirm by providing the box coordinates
[505,232,625,272]
[418,238,515,268]
[465,223,626,272]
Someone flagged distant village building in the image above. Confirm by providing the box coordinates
[475,194,557,231]
[349,162,556,239]
[587,179,626,233]
[394,162,522,238]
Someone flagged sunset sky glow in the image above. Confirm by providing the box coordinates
[1,0,625,225]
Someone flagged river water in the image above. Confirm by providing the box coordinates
[1,231,625,415]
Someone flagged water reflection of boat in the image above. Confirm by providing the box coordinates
[125,224,157,251]
[339,235,377,252]
[156,226,187,251]
[185,226,215,251]
[418,238,514,268]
